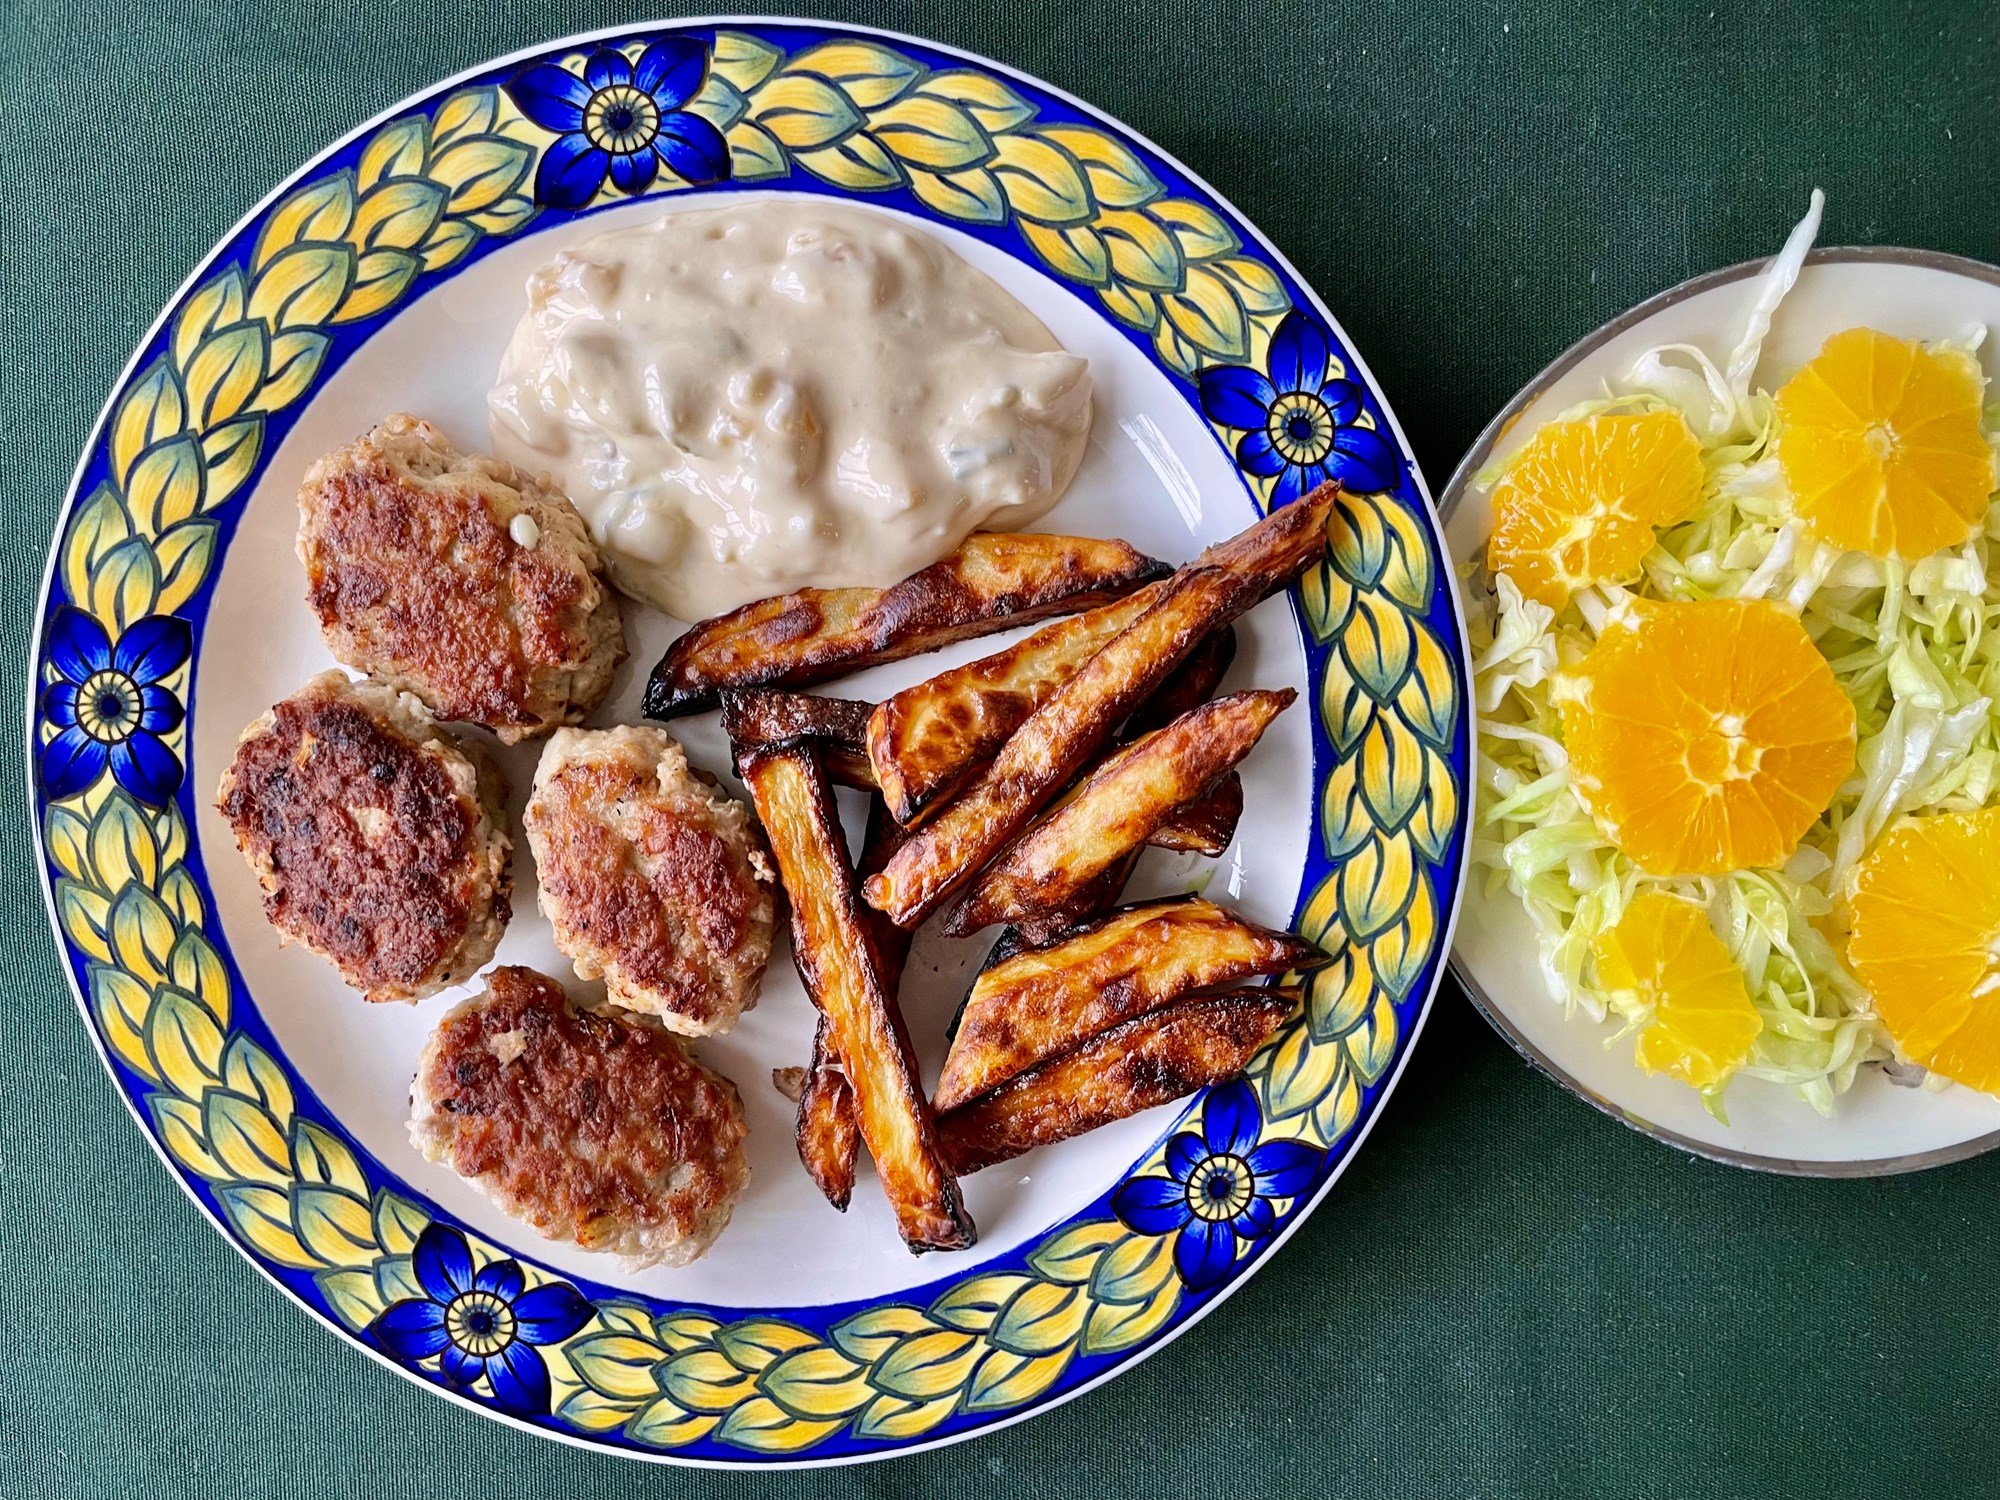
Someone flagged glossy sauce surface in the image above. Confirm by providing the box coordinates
[489,202,1094,619]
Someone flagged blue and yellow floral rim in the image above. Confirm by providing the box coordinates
[29,21,1470,1464]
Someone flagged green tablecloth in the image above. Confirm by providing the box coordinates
[4,2,1995,1495]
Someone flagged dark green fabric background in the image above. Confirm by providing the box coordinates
[3,2,1996,1496]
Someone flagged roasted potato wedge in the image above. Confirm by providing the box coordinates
[1146,771,1243,855]
[935,898,1327,1110]
[1006,850,1142,949]
[1101,625,1242,858]
[646,534,1168,717]
[864,488,1339,928]
[740,743,973,1251]
[945,689,1295,934]
[795,1017,860,1211]
[721,690,876,789]
[792,800,906,1212]
[723,685,1234,853]
[865,571,1258,927]
[867,582,1169,823]
[937,988,1300,1174]
[866,583,1242,827]
[1128,622,1239,735]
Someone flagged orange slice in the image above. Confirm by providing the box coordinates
[1558,597,1855,875]
[1849,808,2000,1094]
[1486,409,1705,610]
[1774,327,1995,560]
[1592,890,1762,1089]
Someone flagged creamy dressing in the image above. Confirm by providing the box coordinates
[487,202,1094,619]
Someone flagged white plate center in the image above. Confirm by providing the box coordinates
[193,191,1315,1304]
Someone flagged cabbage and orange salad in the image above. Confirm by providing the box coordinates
[1468,194,2000,1118]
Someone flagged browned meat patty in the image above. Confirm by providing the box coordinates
[408,967,749,1267]
[297,414,625,743]
[215,671,511,1002]
[524,726,776,1036]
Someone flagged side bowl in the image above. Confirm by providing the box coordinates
[1439,245,2000,1177]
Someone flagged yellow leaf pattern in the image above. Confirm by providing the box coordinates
[32,33,1462,1460]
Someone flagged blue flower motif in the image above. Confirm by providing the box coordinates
[367,1223,594,1417]
[39,606,189,807]
[507,38,731,210]
[1199,309,1404,505]
[1109,1078,1321,1292]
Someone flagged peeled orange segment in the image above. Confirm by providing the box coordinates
[1485,409,1705,610]
[1591,891,1762,1089]
[1774,327,1996,561]
[1557,597,1856,876]
[1849,809,2000,1095]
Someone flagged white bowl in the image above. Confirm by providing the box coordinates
[1441,247,2000,1175]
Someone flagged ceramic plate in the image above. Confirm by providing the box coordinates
[1444,246,2000,1177]
[28,17,1470,1466]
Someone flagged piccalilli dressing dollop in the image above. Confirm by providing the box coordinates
[488,202,1094,619]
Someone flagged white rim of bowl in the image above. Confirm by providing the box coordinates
[1439,244,2000,1179]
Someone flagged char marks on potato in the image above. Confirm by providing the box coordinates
[297,413,625,743]
[409,967,749,1268]
[215,671,511,1003]
[524,726,776,1036]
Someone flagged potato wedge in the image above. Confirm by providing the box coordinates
[646,534,1168,717]
[867,579,1244,827]
[935,898,1327,1109]
[864,488,1338,928]
[1007,850,1142,949]
[867,582,1170,823]
[865,572,1255,926]
[795,1017,859,1211]
[936,988,1300,1174]
[721,690,876,788]
[1128,622,1239,735]
[792,799,906,1212]
[740,743,973,1251]
[1146,771,1243,856]
[944,689,1295,934]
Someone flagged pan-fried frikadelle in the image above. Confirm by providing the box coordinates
[644,532,1167,717]
[409,967,749,1268]
[216,671,511,1003]
[298,414,625,743]
[524,726,776,1037]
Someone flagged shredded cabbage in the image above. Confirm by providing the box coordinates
[1467,190,2000,1118]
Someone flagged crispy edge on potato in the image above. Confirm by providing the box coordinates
[864,569,1253,927]
[722,690,877,789]
[739,743,973,1251]
[934,898,1328,1110]
[945,688,1295,935]
[796,1016,860,1212]
[1146,772,1244,855]
[867,582,1169,823]
[866,585,1242,830]
[864,487,1339,929]
[1120,625,1244,855]
[936,989,1300,1174]
[645,534,1170,718]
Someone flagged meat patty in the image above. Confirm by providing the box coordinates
[524,726,776,1036]
[408,967,749,1268]
[216,671,511,1002]
[297,414,625,743]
